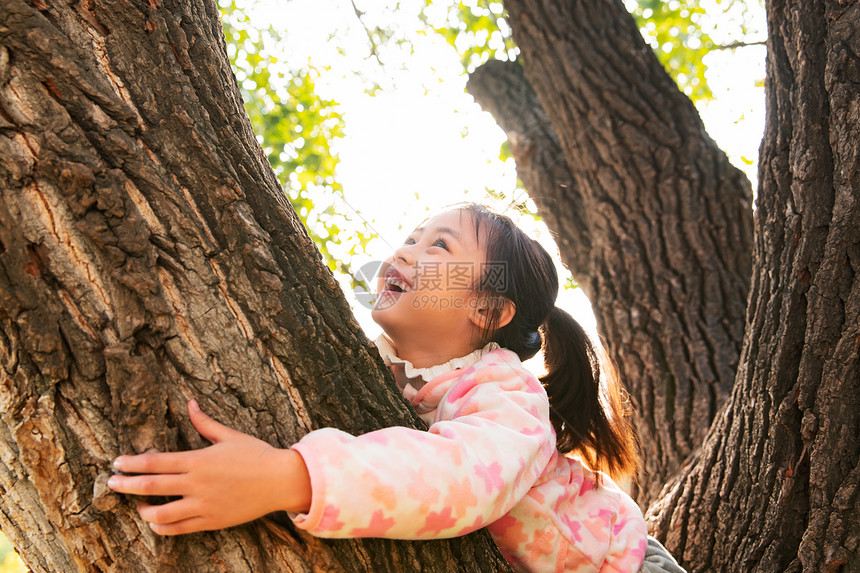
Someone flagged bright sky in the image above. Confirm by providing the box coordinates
[256,0,767,344]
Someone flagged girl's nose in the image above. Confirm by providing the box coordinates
[393,243,415,265]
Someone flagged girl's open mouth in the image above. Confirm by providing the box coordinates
[382,267,411,293]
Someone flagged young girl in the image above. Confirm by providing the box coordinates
[108,204,649,571]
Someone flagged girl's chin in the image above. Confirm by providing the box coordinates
[370,308,397,340]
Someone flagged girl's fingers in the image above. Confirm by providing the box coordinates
[148,517,209,536]
[107,473,188,497]
[113,450,192,475]
[187,399,241,444]
[137,499,199,526]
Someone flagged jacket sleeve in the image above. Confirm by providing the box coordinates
[289,353,556,539]
[601,491,648,572]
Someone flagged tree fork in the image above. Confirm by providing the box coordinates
[474,0,755,504]
[0,0,511,570]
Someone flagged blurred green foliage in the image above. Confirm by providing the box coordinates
[629,0,758,101]
[0,536,24,573]
[219,0,374,281]
[632,0,716,100]
[422,0,516,73]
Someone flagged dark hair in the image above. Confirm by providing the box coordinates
[461,203,638,480]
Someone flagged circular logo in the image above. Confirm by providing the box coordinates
[352,260,394,310]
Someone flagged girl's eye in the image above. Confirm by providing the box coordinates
[432,238,448,250]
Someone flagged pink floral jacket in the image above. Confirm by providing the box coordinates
[290,345,647,572]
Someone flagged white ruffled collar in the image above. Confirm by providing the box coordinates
[375,335,499,385]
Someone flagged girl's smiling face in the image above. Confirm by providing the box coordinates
[371,209,494,367]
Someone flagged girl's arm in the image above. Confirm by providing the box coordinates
[290,352,555,540]
[107,400,312,536]
[108,352,552,539]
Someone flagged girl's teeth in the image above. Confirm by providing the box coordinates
[386,278,408,292]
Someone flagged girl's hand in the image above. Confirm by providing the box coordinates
[107,399,312,536]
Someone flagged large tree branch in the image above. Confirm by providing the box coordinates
[467,61,590,272]
[0,0,510,570]
[470,0,754,503]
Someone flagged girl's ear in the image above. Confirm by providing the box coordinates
[468,296,516,331]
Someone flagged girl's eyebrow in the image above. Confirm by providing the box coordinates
[411,225,461,241]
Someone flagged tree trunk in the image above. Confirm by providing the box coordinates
[645,0,859,570]
[466,61,589,270]
[479,0,755,504]
[0,0,511,570]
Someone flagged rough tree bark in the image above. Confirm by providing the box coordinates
[0,0,512,571]
[475,0,755,503]
[645,0,859,570]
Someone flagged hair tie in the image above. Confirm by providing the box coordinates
[524,329,542,348]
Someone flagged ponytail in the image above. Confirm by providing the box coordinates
[459,203,638,480]
[539,307,638,480]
